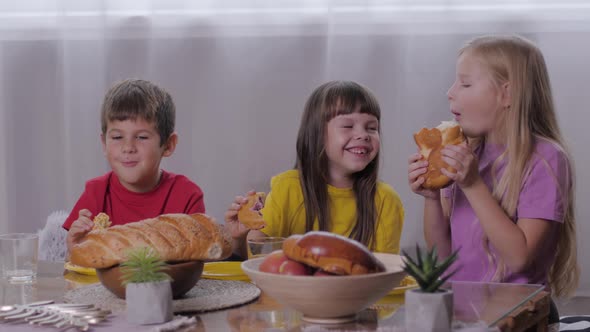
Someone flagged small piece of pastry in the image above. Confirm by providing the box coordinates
[238,192,266,229]
[92,212,112,230]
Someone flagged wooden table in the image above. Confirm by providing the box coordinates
[0,261,550,331]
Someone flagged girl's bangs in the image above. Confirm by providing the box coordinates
[323,87,380,122]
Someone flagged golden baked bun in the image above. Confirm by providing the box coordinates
[414,121,466,190]
[282,231,385,275]
[70,213,232,268]
[238,192,266,229]
[92,212,111,230]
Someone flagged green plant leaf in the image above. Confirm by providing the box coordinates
[401,244,461,293]
[403,257,428,284]
[119,247,171,286]
[425,267,460,293]
[415,244,424,268]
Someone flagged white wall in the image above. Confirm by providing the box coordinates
[0,4,588,294]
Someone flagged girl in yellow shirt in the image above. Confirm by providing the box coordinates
[226,81,404,259]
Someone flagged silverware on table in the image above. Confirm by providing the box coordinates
[0,300,110,331]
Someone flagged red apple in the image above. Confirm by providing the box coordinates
[259,250,289,274]
[279,259,312,276]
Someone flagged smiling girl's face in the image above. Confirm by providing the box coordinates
[324,106,380,187]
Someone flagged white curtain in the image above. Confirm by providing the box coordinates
[1,1,589,295]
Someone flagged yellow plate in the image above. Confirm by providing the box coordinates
[388,276,418,295]
[64,262,97,276]
[202,261,250,281]
[64,271,100,284]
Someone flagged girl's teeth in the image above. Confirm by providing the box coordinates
[349,148,366,154]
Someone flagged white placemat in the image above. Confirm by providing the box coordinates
[63,279,261,314]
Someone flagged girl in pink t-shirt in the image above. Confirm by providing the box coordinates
[408,35,579,307]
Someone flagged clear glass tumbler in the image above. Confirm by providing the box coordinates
[0,233,39,283]
[246,237,285,259]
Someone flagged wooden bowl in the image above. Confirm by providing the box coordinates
[96,261,204,299]
[241,253,405,323]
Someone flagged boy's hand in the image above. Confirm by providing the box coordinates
[224,190,260,239]
[440,143,481,189]
[66,209,94,252]
[408,153,440,200]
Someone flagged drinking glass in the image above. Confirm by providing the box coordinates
[0,233,39,283]
[247,237,285,259]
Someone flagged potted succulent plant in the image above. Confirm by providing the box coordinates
[121,247,173,325]
[402,245,459,332]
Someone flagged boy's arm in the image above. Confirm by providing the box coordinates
[63,179,105,230]
[63,177,106,256]
[66,209,94,253]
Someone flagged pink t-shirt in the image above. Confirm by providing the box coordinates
[443,139,569,286]
[62,170,205,229]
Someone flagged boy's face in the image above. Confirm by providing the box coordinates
[101,118,176,193]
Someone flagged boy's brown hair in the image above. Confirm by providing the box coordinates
[100,79,175,146]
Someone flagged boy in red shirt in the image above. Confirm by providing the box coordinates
[63,79,205,252]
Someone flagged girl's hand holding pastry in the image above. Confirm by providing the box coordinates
[408,153,440,200]
[440,143,481,189]
[225,190,257,239]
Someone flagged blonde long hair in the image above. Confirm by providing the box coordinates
[460,35,579,297]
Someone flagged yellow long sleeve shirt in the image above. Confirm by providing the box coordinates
[260,170,404,253]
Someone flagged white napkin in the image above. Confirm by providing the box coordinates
[151,315,198,332]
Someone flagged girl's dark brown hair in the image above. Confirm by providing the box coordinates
[295,81,381,249]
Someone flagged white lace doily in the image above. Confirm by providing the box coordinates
[37,210,69,262]
[63,279,261,314]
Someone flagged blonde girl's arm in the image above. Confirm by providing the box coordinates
[460,180,555,273]
[408,152,452,257]
[441,144,556,274]
[423,195,452,258]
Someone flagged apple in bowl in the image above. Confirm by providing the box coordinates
[259,250,312,276]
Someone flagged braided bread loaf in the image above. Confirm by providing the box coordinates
[70,213,232,268]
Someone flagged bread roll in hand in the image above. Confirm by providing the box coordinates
[282,231,385,275]
[70,213,232,268]
[238,192,266,229]
[92,212,112,230]
[414,121,466,189]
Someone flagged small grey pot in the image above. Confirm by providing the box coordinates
[126,280,173,325]
[405,288,453,332]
